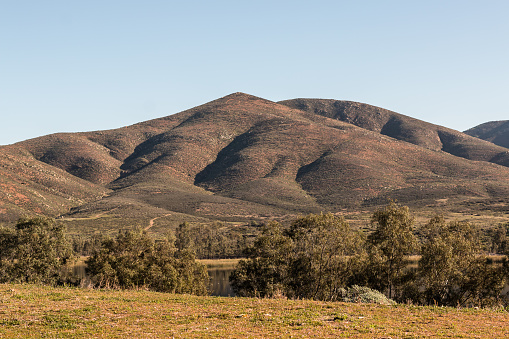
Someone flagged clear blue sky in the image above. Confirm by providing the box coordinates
[1,1,508,145]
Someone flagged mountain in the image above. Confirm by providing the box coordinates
[0,145,108,221]
[464,120,509,149]
[279,99,509,167]
[2,92,509,230]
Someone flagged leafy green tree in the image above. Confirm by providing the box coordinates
[230,214,364,300]
[366,202,418,299]
[464,258,507,308]
[418,216,506,307]
[504,243,509,296]
[487,224,508,254]
[0,217,74,285]
[229,221,292,297]
[285,213,364,301]
[174,221,251,260]
[71,234,106,256]
[0,226,16,279]
[86,228,209,295]
[86,229,154,289]
[175,222,194,254]
[0,226,15,261]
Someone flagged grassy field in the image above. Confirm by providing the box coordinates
[1,284,508,338]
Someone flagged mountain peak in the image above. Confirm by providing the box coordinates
[216,92,272,103]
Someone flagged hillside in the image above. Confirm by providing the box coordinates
[2,92,509,230]
[0,145,108,221]
[279,98,509,167]
[465,120,509,148]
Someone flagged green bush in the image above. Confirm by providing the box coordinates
[417,216,506,307]
[339,285,396,305]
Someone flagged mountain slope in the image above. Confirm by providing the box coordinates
[464,120,509,148]
[279,99,509,167]
[2,92,509,227]
[0,145,109,222]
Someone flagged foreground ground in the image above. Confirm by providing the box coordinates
[1,284,508,338]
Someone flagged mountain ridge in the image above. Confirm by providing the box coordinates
[279,98,509,167]
[1,92,509,230]
[464,120,509,149]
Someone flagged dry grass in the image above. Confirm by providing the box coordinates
[1,283,508,338]
[198,258,241,268]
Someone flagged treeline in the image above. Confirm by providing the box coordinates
[1,204,508,306]
[230,202,509,307]
[71,221,254,259]
[69,217,508,262]
[0,218,209,295]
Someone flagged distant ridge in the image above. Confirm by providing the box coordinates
[1,92,509,228]
[279,98,509,167]
[464,120,509,149]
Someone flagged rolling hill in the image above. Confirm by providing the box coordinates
[464,120,509,149]
[0,145,108,221]
[279,99,509,167]
[1,92,509,231]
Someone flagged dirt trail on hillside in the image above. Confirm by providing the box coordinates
[60,207,120,221]
[145,214,172,231]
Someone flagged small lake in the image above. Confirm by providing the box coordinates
[208,268,235,297]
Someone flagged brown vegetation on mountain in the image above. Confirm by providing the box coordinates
[0,145,108,221]
[1,93,509,230]
[465,120,509,149]
[279,99,509,167]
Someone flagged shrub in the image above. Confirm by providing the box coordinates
[339,285,396,305]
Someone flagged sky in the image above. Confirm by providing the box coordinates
[1,1,508,145]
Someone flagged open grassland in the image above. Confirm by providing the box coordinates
[1,284,509,338]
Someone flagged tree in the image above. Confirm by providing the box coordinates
[173,221,249,260]
[418,216,506,307]
[175,222,194,254]
[229,214,365,300]
[285,213,364,301]
[366,202,418,299]
[229,221,292,297]
[71,234,106,256]
[0,217,74,285]
[85,228,209,295]
[487,224,508,254]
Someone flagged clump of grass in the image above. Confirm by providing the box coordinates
[43,314,77,329]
